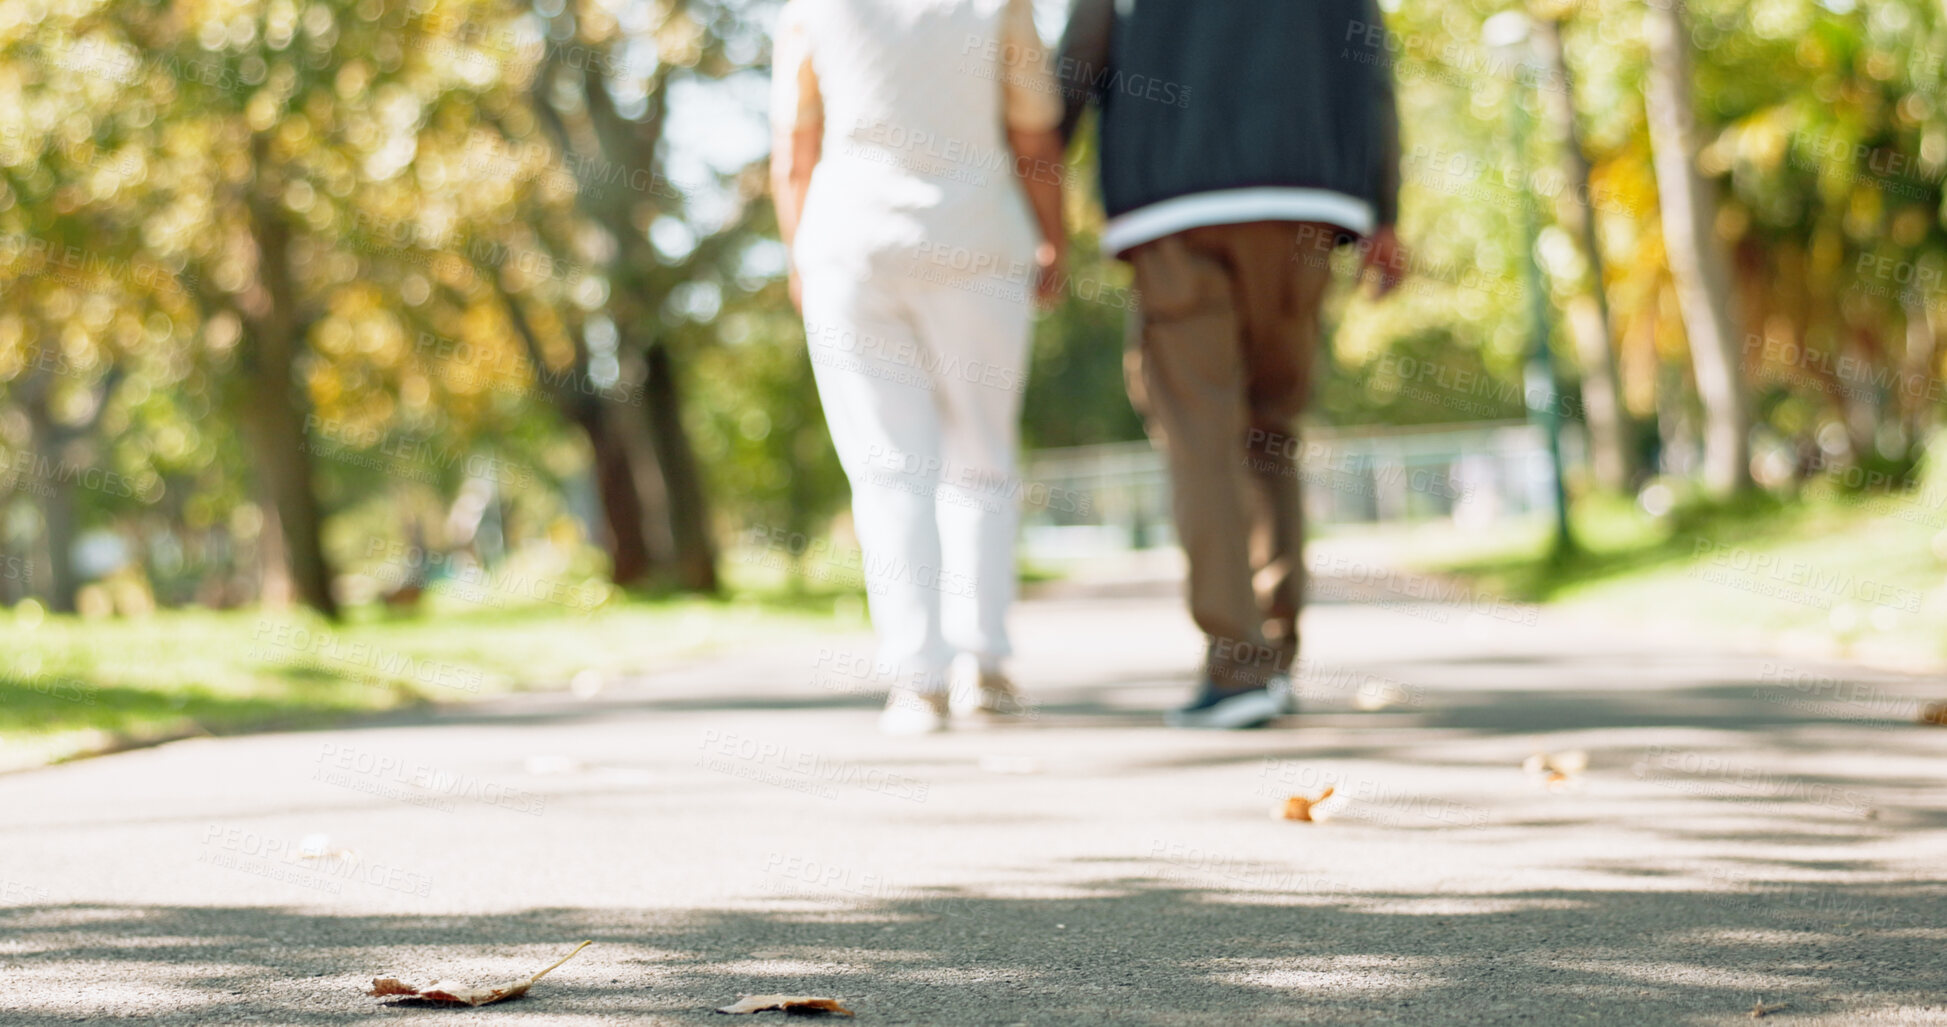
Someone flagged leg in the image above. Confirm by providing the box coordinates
[1220,222,1337,676]
[799,267,954,693]
[910,280,1033,674]
[1126,232,1268,691]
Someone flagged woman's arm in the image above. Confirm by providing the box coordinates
[1000,0,1068,307]
[769,1,822,311]
[1008,126,1068,307]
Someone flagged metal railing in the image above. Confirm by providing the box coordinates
[1019,420,1584,558]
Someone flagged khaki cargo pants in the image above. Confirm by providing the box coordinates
[1125,221,1338,691]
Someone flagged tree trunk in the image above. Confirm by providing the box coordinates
[1901,290,1940,451]
[22,404,79,614]
[1644,3,1753,497]
[575,399,662,586]
[242,140,340,618]
[491,278,666,586]
[1539,16,1633,493]
[641,344,718,592]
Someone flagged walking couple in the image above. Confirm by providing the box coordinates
[770,0,1405,734]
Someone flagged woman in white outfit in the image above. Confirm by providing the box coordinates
[770,0,1067,734]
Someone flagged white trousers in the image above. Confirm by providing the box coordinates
[800,264,1032,693]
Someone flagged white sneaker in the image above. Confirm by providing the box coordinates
[879,688,950,735]
[949,666,1031,719]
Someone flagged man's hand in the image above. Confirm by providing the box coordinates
[1034,242,1067,309]
[1359,225,1407,298]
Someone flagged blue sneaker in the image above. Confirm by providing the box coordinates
[1165,675,1295,729]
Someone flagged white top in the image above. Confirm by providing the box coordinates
[1101,188,1376,256]
[772,0,1060,279]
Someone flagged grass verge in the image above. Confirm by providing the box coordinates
[0,571,866,772]
[1393,480,1947,670]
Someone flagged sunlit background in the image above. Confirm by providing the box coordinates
[6,0,1947,762]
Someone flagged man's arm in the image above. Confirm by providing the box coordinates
[1056,0,1114,146]
[1366,0,1401,230]
[768,0,821,310]
[1360,0,1404,296]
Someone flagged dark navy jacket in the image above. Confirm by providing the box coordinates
[1059,0,1400,253]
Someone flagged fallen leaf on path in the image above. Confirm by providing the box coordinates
[716,995,856,1016]
[1273,786,1337,822]
[1919,702,1947,726]
[1750,998,1788,1018]
[367,940,592,1006]
[1523,750,1587,790]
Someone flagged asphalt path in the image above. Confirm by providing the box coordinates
[3,556,1944,1025]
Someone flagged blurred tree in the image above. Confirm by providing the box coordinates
[1645,0,1753,496]
[1538,10,1634,492]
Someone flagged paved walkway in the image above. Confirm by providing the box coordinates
[3,553,1945,1025]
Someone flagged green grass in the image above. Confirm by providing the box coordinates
[0,564,868,771]
[1396,480,1947,668]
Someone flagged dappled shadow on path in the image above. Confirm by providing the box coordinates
[3,874,1944,1025]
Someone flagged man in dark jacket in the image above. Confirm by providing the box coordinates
[1059,0,1406,728]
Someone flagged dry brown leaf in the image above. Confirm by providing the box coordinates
[1523,750,1587,775]
[1524,750,1588,790]
[716,994,856,1016]
[1919,702,1947,726]
[366,940,592,1006]
[1273,786,1336,822]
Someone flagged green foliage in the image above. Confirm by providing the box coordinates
[6,0,1947,614]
